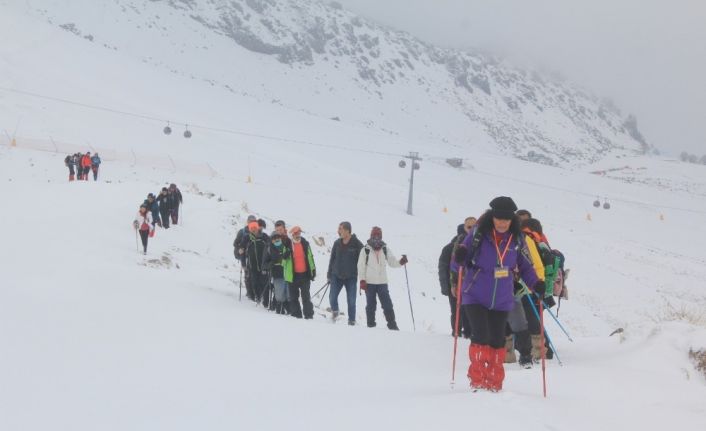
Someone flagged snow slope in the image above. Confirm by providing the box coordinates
[1,2,706,430]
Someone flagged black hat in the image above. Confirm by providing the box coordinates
[489,196,517,220]
[456,223,465,235]
[258,218,266,228]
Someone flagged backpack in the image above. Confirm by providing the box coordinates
[465,227,528,267]
[526,233,567,301]
[364,246,387,265]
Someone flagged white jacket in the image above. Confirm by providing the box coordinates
[357,244,401,285]
[134,211,154,231]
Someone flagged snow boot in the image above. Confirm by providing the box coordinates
[366,308,376,328]
[486,347,507,392]
[384,310,399,330]
[467,343,489,390]
[348,320,355,326]
[545,337,554,360]
[515,330,533,368]
[69,174,75,181]
[531,334,547,362]
[504,335,517,363]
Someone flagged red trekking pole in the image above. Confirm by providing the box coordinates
[450,267,464,388]
[539,296,547,398]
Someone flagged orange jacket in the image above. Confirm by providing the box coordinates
[82,155,92,167]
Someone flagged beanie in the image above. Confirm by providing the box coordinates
[489,196,518,220]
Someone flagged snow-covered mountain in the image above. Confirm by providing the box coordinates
[14,0,647,166]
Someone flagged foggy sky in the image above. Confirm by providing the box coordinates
[333,0,706,156]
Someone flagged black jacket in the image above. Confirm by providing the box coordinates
[246,232,270,272]
[168,188,183,207]
[156,193,172,212]
[263,243,290,279]
[327,234,364,280]
[438,241,454,296]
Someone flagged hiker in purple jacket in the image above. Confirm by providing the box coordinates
[454,196,544,392]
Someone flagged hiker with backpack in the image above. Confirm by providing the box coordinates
[81,152,92,181]
[453,197,544,391]
[90,153,101,181]
[263,231,291,315]
[440,218,476,338]
[520,217,561,361]
[133,204,155,254]
[168,184,183,225]
[64,154,75,181]
[287,226,316,319]
[143,193,162,227]
[327,221,364,325]
[234,215,257,301]
[357,226,408,330]
[156,187,172,229]
[245,220,270,306]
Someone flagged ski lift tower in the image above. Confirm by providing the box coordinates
[398,151,422,216]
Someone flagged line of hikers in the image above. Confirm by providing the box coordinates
[439,197,568,392]
[64,152,101,181]
[132,183,183,254]
[233,218,407,329]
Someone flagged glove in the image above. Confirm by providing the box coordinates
[454,246,468,264]
[533,280,546,297]
[311,269,316,281]
[513,281,523,295]
[360,280,367,292]
[133,221,139,229]
[399,254,408,266]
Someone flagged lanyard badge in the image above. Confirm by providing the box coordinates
[493,231,513,279]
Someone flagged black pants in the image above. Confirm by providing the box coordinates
[249,270,268,304]
[92,166,98,181]
[139,229,149,252]
[522,296,542,335]
[289,273,313,319]
[448,295,472,337]
[521,295,554,356]
[160,210,170,228]
[463,304,508,349]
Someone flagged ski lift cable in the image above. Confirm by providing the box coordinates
[3,86,705,215]
[0,86,405,158]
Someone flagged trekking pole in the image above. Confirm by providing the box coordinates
[525,294,563,366]
[317,283,330,308]
[238,266,243,301]
[542,300,574,342]
[403,265,416,332]
[539,297,547,398]
[450,268,464,388]
[311,281,330,299]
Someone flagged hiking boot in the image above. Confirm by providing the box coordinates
[504,335,517,363]
[367,321,376,328]
[519,354,533,369]
[384,310,398,330]
[348,320,355,326]
[531,334,547,362]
